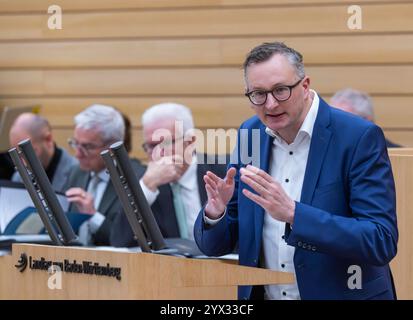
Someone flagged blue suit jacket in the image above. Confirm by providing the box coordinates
[194,97,398,300]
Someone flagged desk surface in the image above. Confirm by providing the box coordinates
[0,243,292,300]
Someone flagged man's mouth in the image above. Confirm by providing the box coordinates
[266,113,285,118]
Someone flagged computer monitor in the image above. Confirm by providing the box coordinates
[101,141,203,257]
[101,141,166,253]
[8,139,78,246]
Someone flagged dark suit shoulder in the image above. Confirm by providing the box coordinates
[130,158,147,179]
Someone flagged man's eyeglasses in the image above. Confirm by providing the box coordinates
[142,136,184,153]
[68,138,106,156]
[245,78,304,106]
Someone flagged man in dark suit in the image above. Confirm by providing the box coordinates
[194,42,398,300]
[65,104,126,246]
[110,103,228,247]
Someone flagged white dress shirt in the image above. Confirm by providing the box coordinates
[140,155,201,240]
[262,90,319,300]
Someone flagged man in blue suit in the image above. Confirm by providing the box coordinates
[194,42,398,300]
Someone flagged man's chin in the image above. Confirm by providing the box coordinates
[265,118,287,132]
[265,124,283,133]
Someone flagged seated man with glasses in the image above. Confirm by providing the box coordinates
[194,42,397,300]
[9,113,77,192]
[64,104,128,246]
[110,102,228,246]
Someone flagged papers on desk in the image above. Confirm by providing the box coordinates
[205,253,239,261]
[0,180,69,233]
[93,245,238,261]
[91,246,142,253]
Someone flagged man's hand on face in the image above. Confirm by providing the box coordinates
[142,154,187,192]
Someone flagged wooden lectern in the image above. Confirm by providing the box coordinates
[0,243,294,299]
[388,152,413,300]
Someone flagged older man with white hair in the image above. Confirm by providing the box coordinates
[65,104,126,246]
[110,102,228,246]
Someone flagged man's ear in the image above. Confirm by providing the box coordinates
[44,131,54,145]
[302,76,310,90]
[302,76,311,98]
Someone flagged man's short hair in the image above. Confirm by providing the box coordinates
[15,113,51,139]
[141,102,194,135]
[331,88,375,121]
[243,41,305,79]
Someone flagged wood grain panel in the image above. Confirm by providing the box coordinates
[389,154,413,299]
[0,0,396,13]
[1,4,412,40]
[383,131,413,147]
[0,65,411,96]
[388,148,413,156]
[0,68,243,95]
[359,97,413,130]
[1,34,412,68]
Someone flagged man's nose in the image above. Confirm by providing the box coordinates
[265,92,280,110]
[75,148,84,159]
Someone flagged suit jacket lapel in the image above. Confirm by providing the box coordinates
[98,181,117,216]
[300,98,332,204]
[153,185,180,237]
[80,172,89,190]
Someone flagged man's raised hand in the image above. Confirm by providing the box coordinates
[204,167,236,219]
